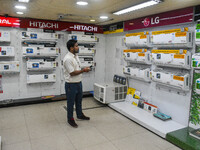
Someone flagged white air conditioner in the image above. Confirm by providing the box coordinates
[0,61,20,73]
[0,46,15,57]
[22,31,58,40]
[0,31,10,42]
[125,34,149,47]
[23,47,59,57]
[78,46,95,55]
[27,59,56,71]
[68,34,98,43]
[124,50,151,64]
[78,56,94,68]
[151,31,192,47]
[151,50,191,68]
[94,83,127,104]
[123,66,150,82]
[151,69,189,90]
[27,74,56,84]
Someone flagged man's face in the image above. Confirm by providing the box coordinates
[73,43,79,53]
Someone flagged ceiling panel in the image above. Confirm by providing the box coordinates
[0,0,200,25]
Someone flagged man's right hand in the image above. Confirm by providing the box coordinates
[82,67,90,72]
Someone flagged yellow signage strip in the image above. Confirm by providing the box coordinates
[152,27,188,35]
[103,29,124,34]
[124,49,147,53]
[151,49,187,54]
[173,75,184,81]
[126,32,149,37]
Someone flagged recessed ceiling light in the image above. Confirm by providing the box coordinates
[16,12,24,15]
[113,0,163,15]
[100,16,108,19]
[76,1,88,6]
[18,0,30,2]
[15,5,27,10]
[90,19,95,22]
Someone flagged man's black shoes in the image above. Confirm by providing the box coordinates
[77,114,90,120]
[68,119,78,128]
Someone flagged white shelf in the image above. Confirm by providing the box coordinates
[109,101,186,138]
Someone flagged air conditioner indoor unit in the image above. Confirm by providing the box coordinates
[0,31,10,42]
[94,83,127,104]
[21,31,58,40]
[125,33,149,47]
[23,47,59,57]
[27,59,56,71]
[0,46,15,57]
[68,34,98,43]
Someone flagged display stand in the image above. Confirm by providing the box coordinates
[109,101,186,138]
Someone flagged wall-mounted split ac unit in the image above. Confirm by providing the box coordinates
[125,32,149,47]
[78,56,94,68]
[192,53,200,68]
[151,49,191,69]
[22,32,58,40]
[0,61,20,73]
[151,69,190,90]
[0,46,15,57]
[123,66,151,82]
[123,49,151,64]
[27,59,56,71]
[0,31,10,42]
[78,46,95,55]
[151,31,192,47]
[94,83,127,104]
[27,74,56,84]
[23,47,59,57]
[68,34,98,43]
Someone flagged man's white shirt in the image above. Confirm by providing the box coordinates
[63,52,82,83]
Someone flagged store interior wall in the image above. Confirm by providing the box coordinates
[104,23,196,126]
[0,27,106,103]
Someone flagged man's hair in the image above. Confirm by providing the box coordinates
[67,39,77,51]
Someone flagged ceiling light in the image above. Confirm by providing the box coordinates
[76,1,88,6]
[90,19,95,22]
[16,12,24,15]
[113,0,163,15]
[100,16,108,19]
[15,5,27,10]
[18,0,30,2]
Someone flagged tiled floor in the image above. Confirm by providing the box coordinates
[0,97,182,150]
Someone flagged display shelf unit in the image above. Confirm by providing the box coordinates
[109,101,186,138]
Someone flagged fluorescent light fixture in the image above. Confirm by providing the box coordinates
[113,0,162,15]
[76,1,88,6]
[15,5,27,10]
[16,12,24,15]
[90,19,95,22]
[18,0,30,2]
[100,16,108,19]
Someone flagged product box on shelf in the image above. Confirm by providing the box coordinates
[27,74,56,84]
[0,46,15,57]
[27,59,56,71]
[143,102,158,113]
[0,31,10,42]
[123,49,151,64]
[151,49,190,68]
[22,31,58,40]
[0,61,20,73]
[125,32,149,47]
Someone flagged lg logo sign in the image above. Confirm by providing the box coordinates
[143,17,159,27]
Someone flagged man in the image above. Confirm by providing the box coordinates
[63,39,91,128]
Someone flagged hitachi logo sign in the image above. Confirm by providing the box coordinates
[70,25,98,32]
[29,21,59,29]
[0,19,11,24]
